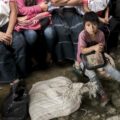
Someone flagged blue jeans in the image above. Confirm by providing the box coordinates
[23,30,37,47]
[44,25,56,53]
[0,31,27,83]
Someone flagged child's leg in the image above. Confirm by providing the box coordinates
[104,64,120,82]
[80,62,105,96]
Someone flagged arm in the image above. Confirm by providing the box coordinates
[51,0,82,6]
[6,1,17,34]
[65,0,83,6]
[0,1,17,45]
[104,7,109,23]
[16,0,43,15]
[79,32,105,54]
[98,7,109,24]
[51,0,68,6]
[83,3,90,13]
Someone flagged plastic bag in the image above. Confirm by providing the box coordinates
[1,81,29,120]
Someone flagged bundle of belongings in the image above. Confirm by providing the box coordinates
[29,76,98,120]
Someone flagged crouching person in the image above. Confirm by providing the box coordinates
[0,0,27,84]
[77,11,120,106]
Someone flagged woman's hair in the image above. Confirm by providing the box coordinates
[25,0,36,6]
[83,11,99,26]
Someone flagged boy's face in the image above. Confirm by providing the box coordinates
[85,21,98,35]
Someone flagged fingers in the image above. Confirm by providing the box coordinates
[1,34,12,45]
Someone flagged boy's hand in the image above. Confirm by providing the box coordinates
[94,43,104,53]
[0,32,12,45]
[39,2,48,11]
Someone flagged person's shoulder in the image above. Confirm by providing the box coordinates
[79,30,87,40]
[79,30,86,35]
[98,30,104,36]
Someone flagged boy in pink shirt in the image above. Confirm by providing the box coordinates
[76,12,120,106]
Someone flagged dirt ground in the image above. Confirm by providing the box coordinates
[0,41,120,120]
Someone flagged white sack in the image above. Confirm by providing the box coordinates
[29,76,97,120]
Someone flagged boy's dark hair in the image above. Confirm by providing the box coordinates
[83,11,99,26]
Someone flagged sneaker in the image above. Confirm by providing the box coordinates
[100,94,109,107]
[73,64,82,75]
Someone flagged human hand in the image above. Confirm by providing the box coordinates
[0,32,12,45]
[100,18,109,24]
[17,16,27,22]
[39,2,48,11]
[94,43,104,53]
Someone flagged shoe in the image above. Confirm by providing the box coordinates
[73,64,82,76]
[100,94,109,107]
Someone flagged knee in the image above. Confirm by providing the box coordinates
[44,25,56,42]
[13,32,26,50]
[23,30,37,46]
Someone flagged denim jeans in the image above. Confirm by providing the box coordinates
[23,30,37,47]
[0,31,27,83]
[44,25,56,53]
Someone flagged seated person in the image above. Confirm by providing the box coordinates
[0,0,27,84]
[46,1,83,64]
[15,0,52,69]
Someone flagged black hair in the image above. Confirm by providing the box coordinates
[83,11,99,26]
[25,0,36,6]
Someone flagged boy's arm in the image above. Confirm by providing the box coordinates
[81,43,104,54]
[6,1,17,35]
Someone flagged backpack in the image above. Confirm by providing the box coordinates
[1,80,29,120]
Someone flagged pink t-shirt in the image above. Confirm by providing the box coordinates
[15,0,51,31]
[77,30,105,63]
[16,0,44,16]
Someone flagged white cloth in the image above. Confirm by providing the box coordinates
[88,0,110,12]
[0,0,10,27]
[29,76,97,120]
